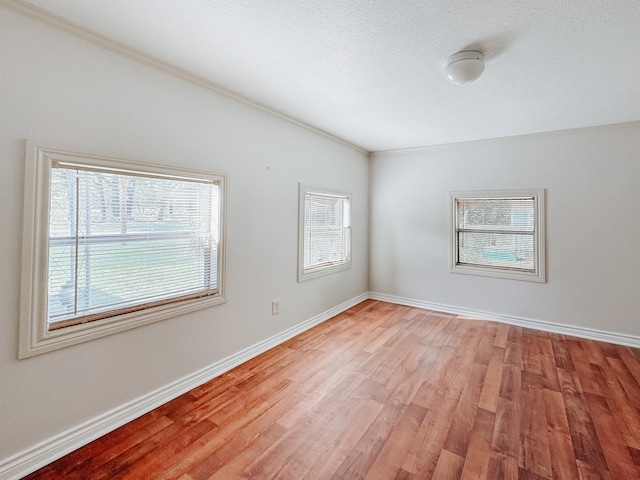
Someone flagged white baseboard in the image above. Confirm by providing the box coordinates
[0,293,368,480]
[7,290,636,479]
[368,292,640,348]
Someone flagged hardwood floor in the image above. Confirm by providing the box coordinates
[24,300,640,479]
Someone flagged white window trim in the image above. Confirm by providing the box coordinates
[298,184,352,282]
[19,142,226,358]
[450,189,546,283]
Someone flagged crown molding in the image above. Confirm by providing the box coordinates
[370,120,640,156]
[0,0,368,155]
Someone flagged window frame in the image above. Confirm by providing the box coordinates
[297,184,352,282]
[19,143,226,358]
[450,189,546,283]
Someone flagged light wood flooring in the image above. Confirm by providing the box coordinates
[24,300,640,479]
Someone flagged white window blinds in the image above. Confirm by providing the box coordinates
[302,191,351,274]
[450,189,545,283]
[48,163,221,329]
[456,197,536,272]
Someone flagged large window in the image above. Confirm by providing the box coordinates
[298,185,351,281]
[19,144,225,358]
[451,189,545,282]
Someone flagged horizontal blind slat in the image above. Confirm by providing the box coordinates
[48,164,220,327]
[303,192,350,271]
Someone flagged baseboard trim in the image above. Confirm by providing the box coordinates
[8,290,635,478]
[368,292,640,348]
[0,293,368,480]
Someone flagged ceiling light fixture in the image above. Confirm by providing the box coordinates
[444,51,485,85]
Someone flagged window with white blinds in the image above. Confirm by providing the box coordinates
[450,189,545,282]
[298,185,351,281]
[19,144,226,358]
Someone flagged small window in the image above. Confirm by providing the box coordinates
[298,185,351,281]
[19,144,226,358]
[450,189,545,282]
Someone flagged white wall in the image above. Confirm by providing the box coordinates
[5,2,640,476]
[0,7,369,469]
[370,122,640,339]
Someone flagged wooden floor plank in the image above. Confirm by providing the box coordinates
[431,449,465,479]
[519,383,552,479]
[544,388,580,480]
[363,403,427,480]
[478,346,506,413]
[585,392,640,479]
[558,369,609,473]
[566,340,604,396]
[487,452,519,480]
[442,362,488,459]
[492,396,520,460]
[494,323,510,349]
[459,407,495,480]
[23,300,640,480]
[300,398,384,480]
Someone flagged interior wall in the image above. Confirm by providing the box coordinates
[370,122,640,339]
[0,8,369,463]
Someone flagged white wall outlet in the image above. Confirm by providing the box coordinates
[271,299,280,315]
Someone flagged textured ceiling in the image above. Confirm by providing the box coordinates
[13,0,640,151]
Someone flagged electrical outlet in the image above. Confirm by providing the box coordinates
[271,299,280,315]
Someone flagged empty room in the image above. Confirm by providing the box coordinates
[1,1,640,479]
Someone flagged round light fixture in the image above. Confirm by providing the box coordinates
[444,51,485,85]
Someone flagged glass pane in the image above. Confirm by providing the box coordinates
[458,198,534,232]
[303,193,350,271]
[48,166,219,325]
[458,231,535,271]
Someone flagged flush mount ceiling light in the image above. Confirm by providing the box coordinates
[444,51,485,85]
